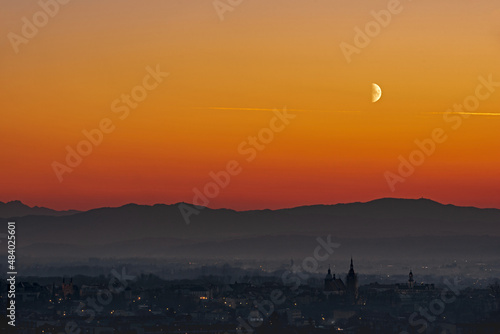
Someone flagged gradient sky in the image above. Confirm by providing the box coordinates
[1,0,499,210]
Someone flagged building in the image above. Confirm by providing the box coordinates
[61,278,76,299]
[408,270,415,289]
[324,267,346,294]
[345,258,359,303]
[396,270,434,293]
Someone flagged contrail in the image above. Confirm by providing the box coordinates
[426,112,500,117]
[202,107,360,113]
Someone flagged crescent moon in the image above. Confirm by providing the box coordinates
[372,83,382,103]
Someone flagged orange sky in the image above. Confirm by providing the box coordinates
[1,0,499,210]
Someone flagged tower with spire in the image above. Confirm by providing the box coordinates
[324,266,345,294]
[345,257,358,303]
[324,266,334,290]
[408,270,415,289]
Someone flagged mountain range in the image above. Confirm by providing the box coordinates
[0,200,80,218]
[1,198,499,262]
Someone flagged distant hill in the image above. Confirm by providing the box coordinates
[2,198,499,248]
[0,200,80,218]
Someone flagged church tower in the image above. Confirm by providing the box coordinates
[345,258,358,303]
[324,266,334,291]
[408,270,415,289]
[62,277,74,299]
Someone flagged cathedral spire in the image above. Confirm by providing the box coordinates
[408,269,415,289]
[346,257,358,304]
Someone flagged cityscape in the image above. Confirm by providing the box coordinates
[1,258,499,333]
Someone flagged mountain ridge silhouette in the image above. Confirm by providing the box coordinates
[2,198,499,249]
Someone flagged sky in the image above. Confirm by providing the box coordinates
[1,0,499,211]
